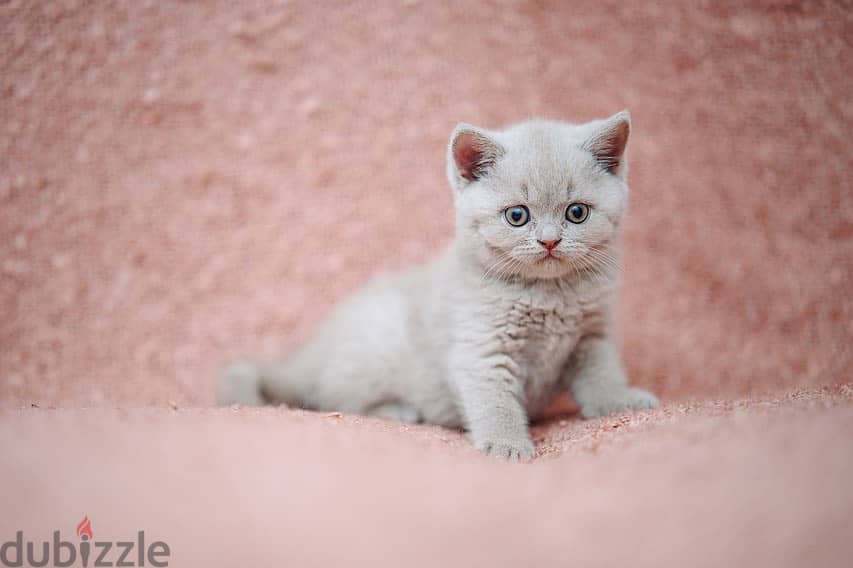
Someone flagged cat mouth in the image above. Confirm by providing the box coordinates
[536,251,561,263]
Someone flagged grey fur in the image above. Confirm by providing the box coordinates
[220,112,658,460]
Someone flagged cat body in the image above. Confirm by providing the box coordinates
[222,113,658,459]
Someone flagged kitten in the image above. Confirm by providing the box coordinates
[220,111,658,460]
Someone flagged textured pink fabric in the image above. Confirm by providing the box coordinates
[2,390,852,567]
[1,1,851,565]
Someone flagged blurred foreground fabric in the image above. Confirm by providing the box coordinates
[1,1,851,566]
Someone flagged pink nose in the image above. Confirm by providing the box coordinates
[538,239,562,251]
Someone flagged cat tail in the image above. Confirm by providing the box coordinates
[219,360,310,408]
[219,361,267,406]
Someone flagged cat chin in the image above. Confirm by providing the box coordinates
[477,251,576,281]
[516,258,576,280]
[526,266,574,280]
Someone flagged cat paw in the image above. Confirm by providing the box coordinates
[474,437,535,461]
[367,401,421,424]
[578,387,659,419]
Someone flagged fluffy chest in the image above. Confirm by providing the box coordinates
[484,281,608,408]
[496,298,581,373]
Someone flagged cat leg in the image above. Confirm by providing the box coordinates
[566,335,658,419]
[452,347,535,461]
[367,401,421,423]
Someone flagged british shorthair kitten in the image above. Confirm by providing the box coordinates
[221,111,658,460]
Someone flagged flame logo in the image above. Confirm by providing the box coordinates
[76,516,93,539]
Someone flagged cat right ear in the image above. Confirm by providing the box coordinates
[448,124,504,186]
[582,111,631,178]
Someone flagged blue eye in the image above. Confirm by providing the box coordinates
[566,203,589,224]
[504,205,530,227]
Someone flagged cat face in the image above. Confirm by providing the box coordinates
[447,113,631,281]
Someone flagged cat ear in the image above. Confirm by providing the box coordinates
[583,111,631,178]
[448,124,504,185]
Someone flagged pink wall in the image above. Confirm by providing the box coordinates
[2,0,850,407]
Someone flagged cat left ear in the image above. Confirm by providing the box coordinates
[449,124,504,185]
[583,111,631,178]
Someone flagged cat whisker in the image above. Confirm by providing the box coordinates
[572,253,612,286]
[494,255,525,282]
[481,252,520,283]
[585,248,621,274]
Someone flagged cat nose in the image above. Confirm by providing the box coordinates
[538,239,562,251]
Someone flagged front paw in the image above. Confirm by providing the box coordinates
[473,436,535,461]
[578,387,659,419]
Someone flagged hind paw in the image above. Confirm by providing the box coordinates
[367,401,421,423]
